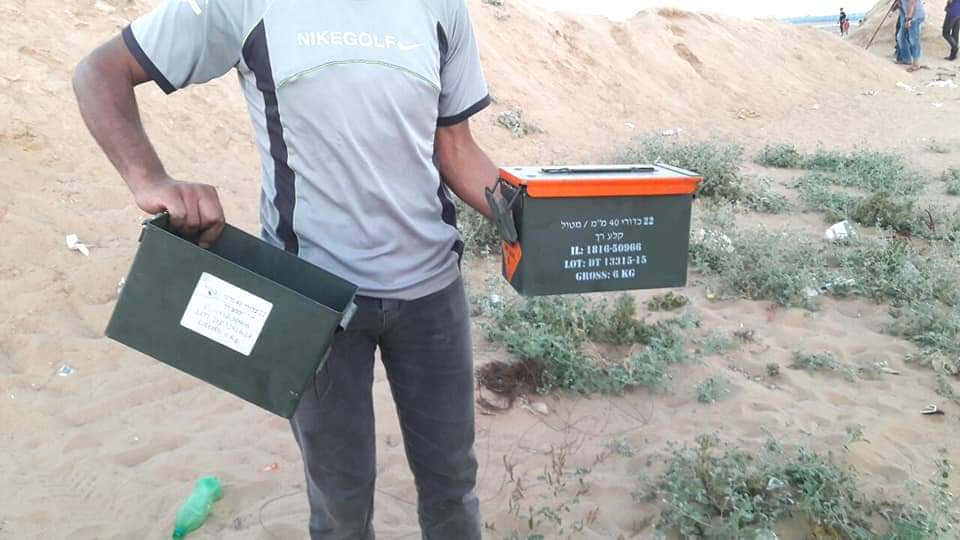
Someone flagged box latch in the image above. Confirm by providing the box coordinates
[338,301,358,331]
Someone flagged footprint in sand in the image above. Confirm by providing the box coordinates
[673,43,704,75]
[112,432,188,468]
[609,25,637,55]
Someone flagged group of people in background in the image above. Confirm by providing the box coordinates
[839,8,852,36]
[890,0,960,68]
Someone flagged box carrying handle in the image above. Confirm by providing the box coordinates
[484,177,521,245]
[538,165,656,175]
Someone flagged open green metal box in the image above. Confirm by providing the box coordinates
[485,164,702,296]
[106,214,358,418]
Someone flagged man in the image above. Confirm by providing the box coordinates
[839,8,849,36]
[944,0,960,60]
[72,0,498,538]
[892,0,908,63]
[899,0,927,70]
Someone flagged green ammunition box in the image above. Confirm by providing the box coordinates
[106,214,357,418]
[485,164,701,296]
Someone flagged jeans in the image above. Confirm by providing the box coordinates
[898,17,925,63]
[289,277,481,540]
[944,15,960,58]
[895,16,907,63]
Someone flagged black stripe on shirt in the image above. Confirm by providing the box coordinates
[242,21,300,254]
[121,26,177,94]
[437,94,491,127]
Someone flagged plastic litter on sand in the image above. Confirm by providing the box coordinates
[824,220,855,242]
[65,234,90,256]
[926,79,957,89]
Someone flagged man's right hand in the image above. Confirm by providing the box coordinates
[133,177,226,248]
[73,35,226,249]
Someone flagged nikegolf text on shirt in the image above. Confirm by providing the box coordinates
[296,31,424,51]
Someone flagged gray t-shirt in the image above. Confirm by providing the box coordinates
[124,0,490,299]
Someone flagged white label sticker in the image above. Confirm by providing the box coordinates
[179,273,273,356]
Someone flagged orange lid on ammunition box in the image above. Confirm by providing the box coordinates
[498,164,702,198]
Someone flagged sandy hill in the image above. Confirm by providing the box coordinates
[853,0,950,51]
[0,0,926,171]
[2,0,959,538]
[475,2,922,158]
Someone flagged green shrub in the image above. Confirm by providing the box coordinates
[801,148,923,195]
[795,173,957,238]
[700,330,736,356]
[890,303,960,373]
[455,199,501,257]
[796,173,859,222]
[480,294,692,394]
[654,434,875,539]
[849,192,919,232]
[689,223,836,308]
[647,291,689,311]
[943,168,960,196]
[695,377,726,403]
[495,107,543,138]
[655,436,958,539]
[802,147,849,171]
[757,144,804,168]
[765,146,924,196]
[791,351,841,372]
[767,363,781,377]
[834,238,960,307]
[935,374,960,403]
[613,137,745,200]
[589,295,656,345]
[606,438,637,457]
[688,210,960,363]
[827,150,923,196]
[743,176,790,214]
[797,174,922,233]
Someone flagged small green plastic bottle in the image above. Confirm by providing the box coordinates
[172,476,223,539]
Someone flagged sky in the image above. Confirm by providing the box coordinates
[526,0,878,20]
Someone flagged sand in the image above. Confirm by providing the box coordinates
[2,0,960,537]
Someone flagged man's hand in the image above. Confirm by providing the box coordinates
[906,17,913,28]
[133,177,225,247]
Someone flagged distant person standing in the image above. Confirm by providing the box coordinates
[839,8,850,36]
[892,0,907,62]
[899,0,927,71]
[943,0,960,60]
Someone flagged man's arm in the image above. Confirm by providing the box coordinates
[907,0,917,25]
[72,35,225,247]
[435,120,497,221]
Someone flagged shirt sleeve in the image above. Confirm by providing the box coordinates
[122,0,245,94]
[437,0,490,126]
